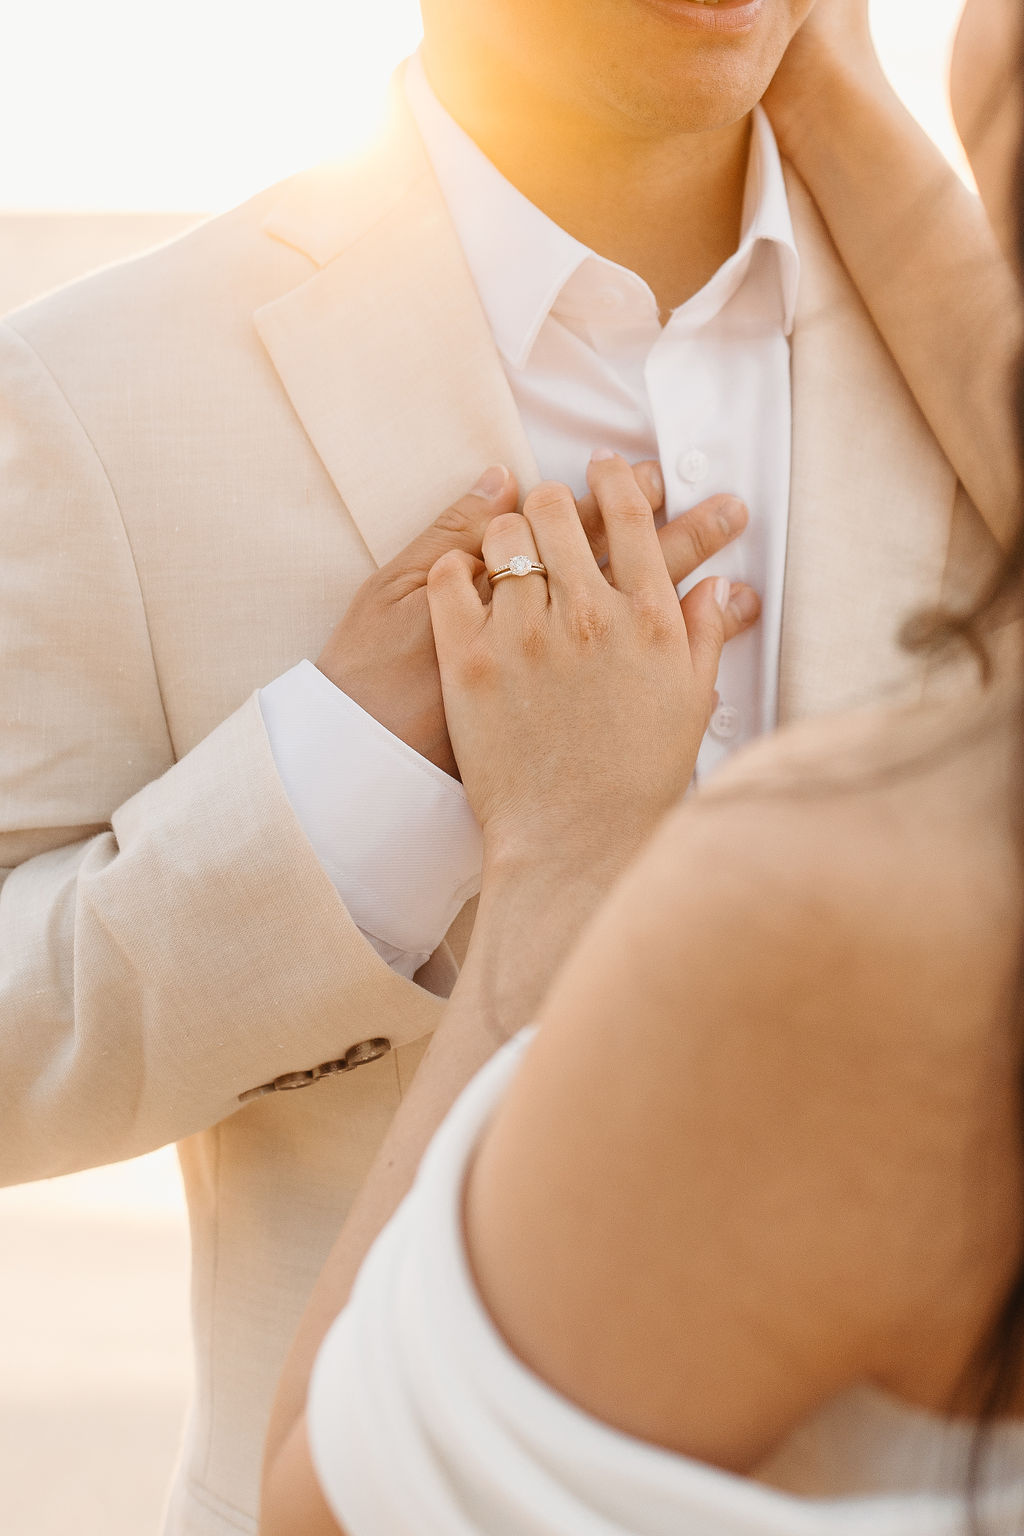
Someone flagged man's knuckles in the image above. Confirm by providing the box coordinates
[431,494,493,541]
[390,471,519,574]
[435,471,518,539]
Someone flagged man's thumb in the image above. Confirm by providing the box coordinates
[398,465,518,573]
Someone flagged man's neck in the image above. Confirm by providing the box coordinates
[421,46,752,317]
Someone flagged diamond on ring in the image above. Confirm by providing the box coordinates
[487,557,549,586]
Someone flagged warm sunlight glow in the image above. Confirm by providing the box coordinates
[2,0,966,212]
[4,0,424,211]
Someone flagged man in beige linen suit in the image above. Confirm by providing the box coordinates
[0,0,996,1532]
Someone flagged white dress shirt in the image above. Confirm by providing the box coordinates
[260,56,800,977]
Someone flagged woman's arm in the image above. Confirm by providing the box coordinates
[258,457,759,1535]
[766,0,1021,546]
[264,704,1021,1533]
[464,728,1023,1472]
[258,847,639,1536]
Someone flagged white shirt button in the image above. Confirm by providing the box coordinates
[677,448,709,485]
[709,703,741,741]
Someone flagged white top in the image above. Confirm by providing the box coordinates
[260,60,798,977]
[307,1031,1024,1536]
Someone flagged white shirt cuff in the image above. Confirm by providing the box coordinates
[259,661,482,976]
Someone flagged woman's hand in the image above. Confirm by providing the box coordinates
[765,0,890,158]
[427,453,759,873]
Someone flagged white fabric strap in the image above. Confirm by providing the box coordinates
[306,1029,1024,1535]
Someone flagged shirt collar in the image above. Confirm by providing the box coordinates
[404,51,799,371]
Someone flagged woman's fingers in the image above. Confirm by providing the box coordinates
[577,459,666,564]
[681,578,762,690]
[523,481,608,594]
[586,451,671,596]
[481,512,549,618]
[426,549,489,658]
[658,495,749,588]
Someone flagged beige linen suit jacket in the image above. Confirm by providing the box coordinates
[0,87,993,1535]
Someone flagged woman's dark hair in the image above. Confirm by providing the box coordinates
[920,25,1024,1524]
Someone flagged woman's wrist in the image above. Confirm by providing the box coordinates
[479,835,632,927]
[461,838,635,1038]
[768,48,900,180]
[481,808,656,896]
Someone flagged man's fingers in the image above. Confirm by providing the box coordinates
[719,581,761,643]
[387,465,519,582]
[633,460,666,519]
[681,578,761,690]
[658,495,748,586]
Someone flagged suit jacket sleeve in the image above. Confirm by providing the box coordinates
[0,321,443,1185]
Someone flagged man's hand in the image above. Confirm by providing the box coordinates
[318,460,752,779]
[317,465,519,777]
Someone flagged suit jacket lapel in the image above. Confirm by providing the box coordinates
[256,122,957,712]
[780,167,956,724]
[254,87,537,568]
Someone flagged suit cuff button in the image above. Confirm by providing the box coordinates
[238,1038,392,1103]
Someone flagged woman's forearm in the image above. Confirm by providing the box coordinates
[260,458,742,1532]
[260,843,630,1498]
[779,63,1020,545]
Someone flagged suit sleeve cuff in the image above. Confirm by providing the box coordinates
[259,661,481,968]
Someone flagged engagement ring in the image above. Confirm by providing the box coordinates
[487,556,549,586]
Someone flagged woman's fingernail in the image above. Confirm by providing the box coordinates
[471,464,509,499]
[713,577,731,613]
[590,447,617,463]
[649,463,665,502]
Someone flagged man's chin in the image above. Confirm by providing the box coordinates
[583,0,797,136]
[605,69,780,140]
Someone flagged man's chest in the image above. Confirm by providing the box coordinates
[505,310,794,769]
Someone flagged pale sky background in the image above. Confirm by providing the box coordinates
[2,0,968,212]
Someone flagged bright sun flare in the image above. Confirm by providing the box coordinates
[4,0,424,211]
[3,0,964,212]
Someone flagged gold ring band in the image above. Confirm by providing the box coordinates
[488,557,549,586]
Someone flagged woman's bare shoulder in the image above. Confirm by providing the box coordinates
[699,679,1013,807]
[595,681,1021,1062]
[680,684,1016,945]
[474,686,1022,1464]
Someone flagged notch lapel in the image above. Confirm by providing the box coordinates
[780,168,955,724]
[254,89,537,568]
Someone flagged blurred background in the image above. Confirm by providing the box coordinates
[0,1,970,1532]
